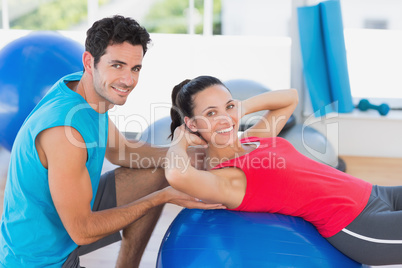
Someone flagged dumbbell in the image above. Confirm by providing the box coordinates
[357,99,390,116]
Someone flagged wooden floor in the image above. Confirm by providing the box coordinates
[1,147,402,267]
[341,156,402,186]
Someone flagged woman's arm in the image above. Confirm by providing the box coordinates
[165,125,245,208]
[240,89,299,139]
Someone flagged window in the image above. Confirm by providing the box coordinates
[341,0,402,108]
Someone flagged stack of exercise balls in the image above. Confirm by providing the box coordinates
[0,31,84,151]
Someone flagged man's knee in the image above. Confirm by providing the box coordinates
[114,167,168,206]
[115,166,167,186]
[152,167,169,188]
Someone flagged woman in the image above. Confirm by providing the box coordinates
[165,76,402,266]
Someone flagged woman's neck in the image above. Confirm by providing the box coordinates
[205,138,249,170]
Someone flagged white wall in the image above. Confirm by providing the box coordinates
[306,110,402,158]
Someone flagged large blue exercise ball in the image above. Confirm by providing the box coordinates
[0,31,84,151]
[157,209,367,268]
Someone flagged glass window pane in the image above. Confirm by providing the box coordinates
[9,0,88,30]
[7,0,105,30]
[341,0,402,104]
[142,0,222,34]
[221,0,291,37]
[0,5,3,29]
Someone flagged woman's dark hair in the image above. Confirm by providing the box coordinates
[169,76,228,140]
[85,15,151,67]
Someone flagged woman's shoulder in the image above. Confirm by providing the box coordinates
[240,136,261,143]
[240,136,285,143]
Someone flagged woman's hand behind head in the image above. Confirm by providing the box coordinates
[172,124,207,148]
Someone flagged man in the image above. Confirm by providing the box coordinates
[0,15,224,267]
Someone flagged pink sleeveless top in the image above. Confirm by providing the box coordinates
[212,137,372,237]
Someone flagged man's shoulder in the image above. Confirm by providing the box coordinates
[61,71,84,83]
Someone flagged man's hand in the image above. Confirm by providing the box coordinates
[163,186,226,210]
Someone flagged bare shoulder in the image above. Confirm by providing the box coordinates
[210,167,246,188]
[36,126,87,169]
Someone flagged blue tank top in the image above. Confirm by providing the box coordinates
[0,72,108,267]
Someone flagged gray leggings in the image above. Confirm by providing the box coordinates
[327,185,402,266]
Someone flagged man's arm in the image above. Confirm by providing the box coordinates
[105,118,206,169]
[37,126,223,245]
[105,118,168,168]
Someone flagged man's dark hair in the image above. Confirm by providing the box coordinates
[85,15,151,67]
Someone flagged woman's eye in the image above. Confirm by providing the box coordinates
[227,104,235,109]
[207,111,216,117]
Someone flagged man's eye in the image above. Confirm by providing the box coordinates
[113,64,121,69]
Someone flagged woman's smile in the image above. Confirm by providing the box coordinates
[216,125,234,134]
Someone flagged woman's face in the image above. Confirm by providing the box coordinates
[187,84,240,147]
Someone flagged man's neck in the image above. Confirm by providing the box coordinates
[72,74,113,114]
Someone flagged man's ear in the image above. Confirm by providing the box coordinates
[82,51,94,74]
[184,116,197,133]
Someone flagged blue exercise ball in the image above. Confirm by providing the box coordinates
[157,209,366,268]
[0,31,84,151]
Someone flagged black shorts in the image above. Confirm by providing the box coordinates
[62,170,122,268]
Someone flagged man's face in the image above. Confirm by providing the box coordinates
[92,42,144,107]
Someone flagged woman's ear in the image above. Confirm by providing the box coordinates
[184,116,198,133]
